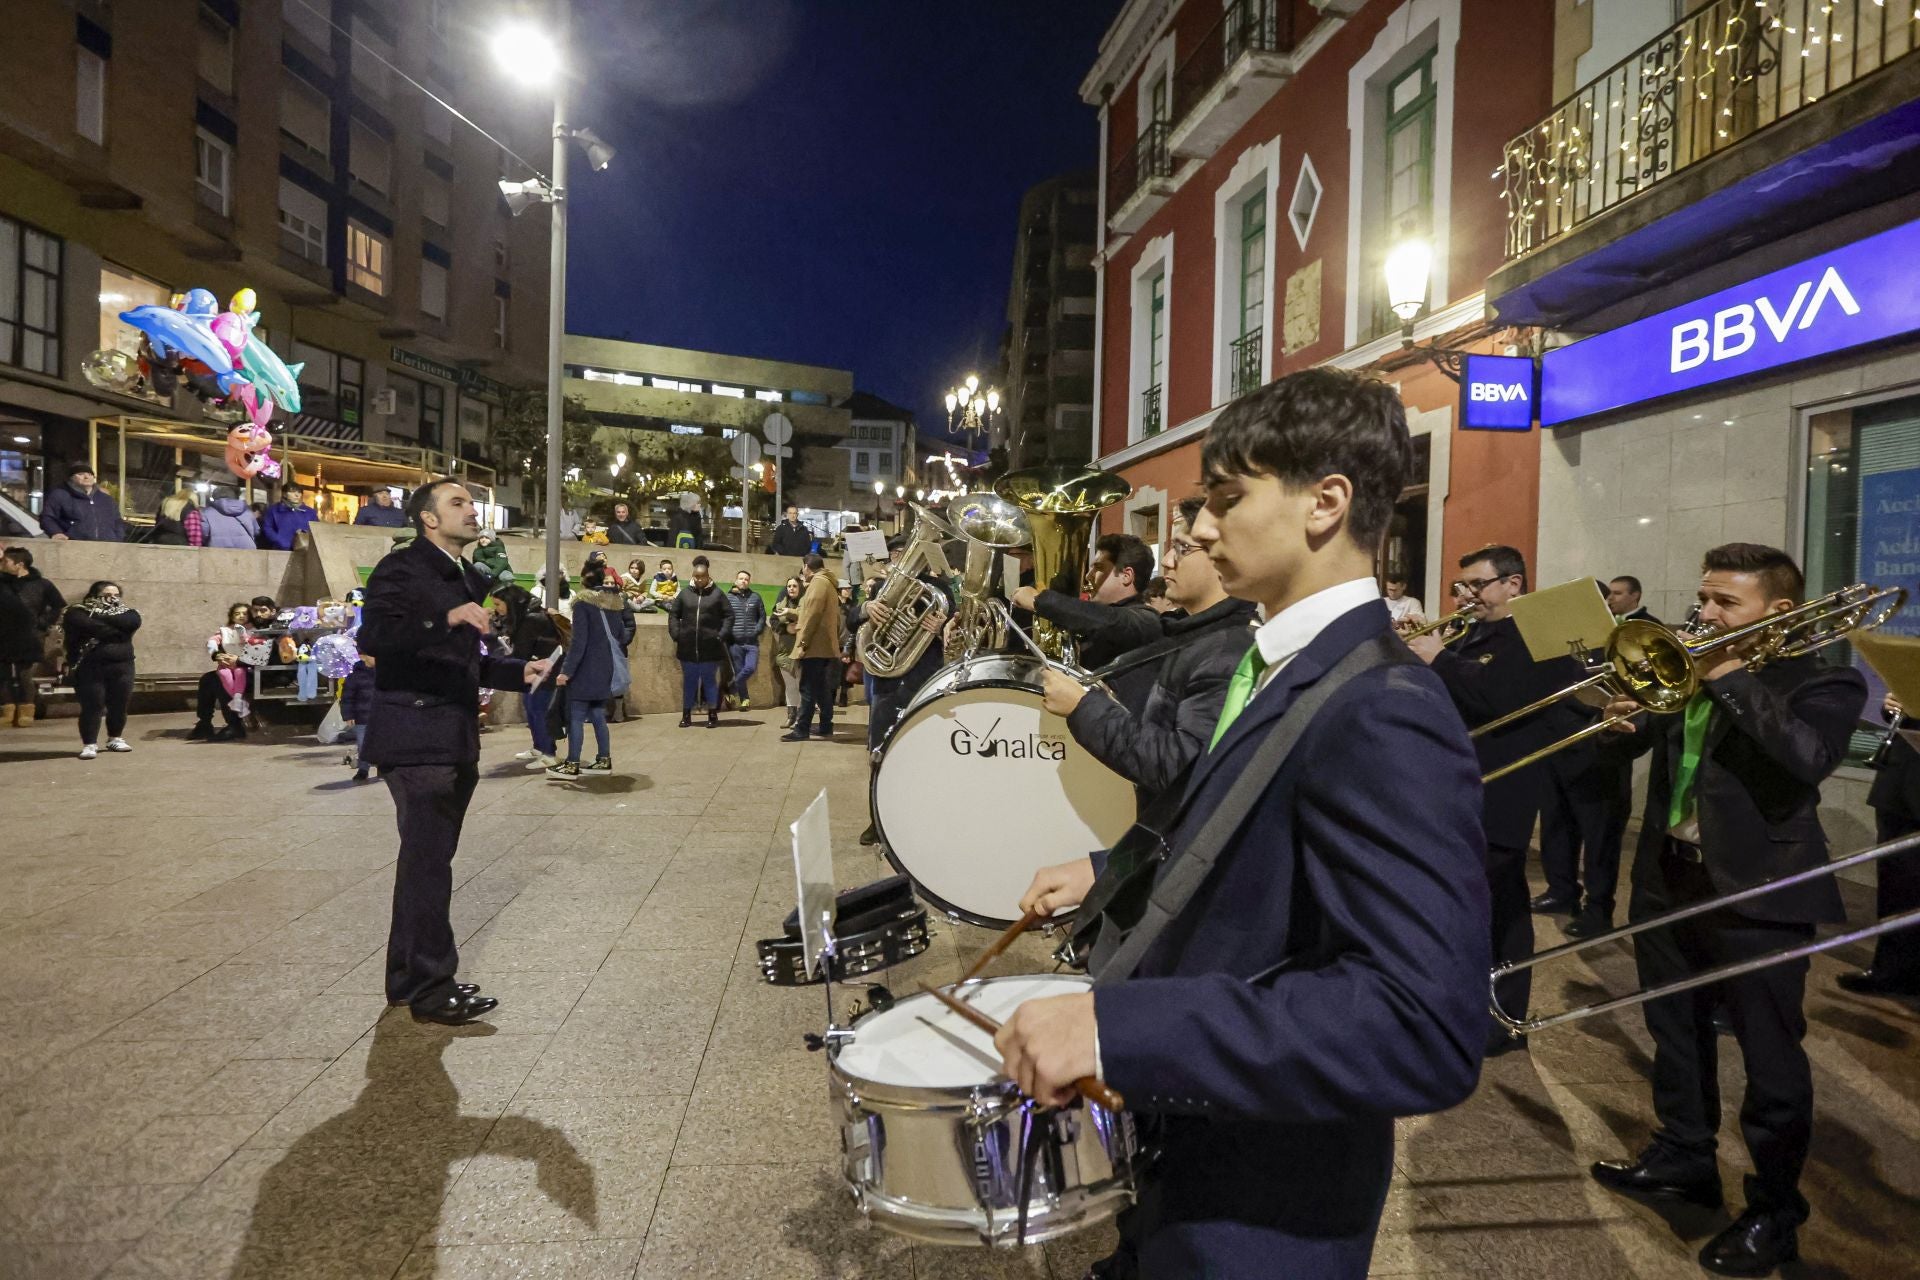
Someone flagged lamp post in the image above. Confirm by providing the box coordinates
[944,373,1002,448]
[492,5,614,608]
[1382,237,1469,381]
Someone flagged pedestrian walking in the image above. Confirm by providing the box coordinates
[340,653,376,781]
[63,581,140,759]
[499,585,563,770]
[781,555,839,742]
[359,478,550,1025]
[547,562,633,777]
[666,555,731,728]
[724,569,767,710]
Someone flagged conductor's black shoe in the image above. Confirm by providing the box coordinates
[1562,908,1613,939]
[1590,1149,1723,1208]
[1837,968,1920,998]
[858,823,880,846]
[411,992,498,1025]
[390,983,480,1008]
[1698,1208,1799,1276]
[779,731,807,742]
[1529,891,1578,914]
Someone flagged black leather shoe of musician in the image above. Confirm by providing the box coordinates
[858,823,880,847]
[1529,891,1579,914]
[390,983,480,1008]
[1837,968,1920,998]
[1563,908,1613,940]
[1590,1148,1723,1208]
[1698,1208,1799,1276]
[411,991,498,1025]
[779,730,807,742]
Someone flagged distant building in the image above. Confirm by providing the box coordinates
[999,171,1099,469]
[839,390,916,518]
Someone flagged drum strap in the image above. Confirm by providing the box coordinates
[1090,633,1414,986]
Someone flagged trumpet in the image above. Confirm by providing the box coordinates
[1400,603,1476,644]
[1476,582,1908,784]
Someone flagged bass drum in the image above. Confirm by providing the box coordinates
[872,654,1137,928]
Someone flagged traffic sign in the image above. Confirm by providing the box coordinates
[763,412,793,445]
[729,465,754,479]
[729,433,763,466]
[763,443,793,458]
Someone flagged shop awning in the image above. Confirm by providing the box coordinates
[96,415,496,491]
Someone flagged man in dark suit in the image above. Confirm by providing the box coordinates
[1000,369,1490,1280]
[1843,693,1920,997]
[1607,573,1657,623]
[1590,543,1864,1276]
[1407,544,1588,1054]
[359,479,552,1026]
[1010,533,1163,669]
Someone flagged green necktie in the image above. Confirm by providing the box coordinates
[1667,692,1715,829]
[1209,643,1269,751]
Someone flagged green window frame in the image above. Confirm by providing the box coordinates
[1369,53,1436,338]
[1238,189,1266,341]
[1149,71,1169,127]
[1148,272,1166,391]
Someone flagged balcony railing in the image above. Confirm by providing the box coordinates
[1173,0,1298,126]
[1110,121,1174,214]
[1141,384,1164,437]
[1230,328,1264,399]
[1501,0,1920,259]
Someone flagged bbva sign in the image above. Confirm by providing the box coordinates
[1669,267,1861,373]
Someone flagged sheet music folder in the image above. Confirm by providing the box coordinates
[1508,578,1618,664]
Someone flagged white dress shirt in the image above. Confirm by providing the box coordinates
[1248,577,1383,697]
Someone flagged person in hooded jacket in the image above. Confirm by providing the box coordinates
[546,562,633,777]
[667,555,733,727]
[203,492,263,548]
[63,580,141,759]
[1,547,64,727]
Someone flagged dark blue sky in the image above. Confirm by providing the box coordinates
[559,0,1115,438]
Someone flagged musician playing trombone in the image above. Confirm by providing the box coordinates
[1589,543,1864,1277]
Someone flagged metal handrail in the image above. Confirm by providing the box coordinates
[1109,122,1173,212]
[1229,328,1264,399]
[1173,0,1297,126]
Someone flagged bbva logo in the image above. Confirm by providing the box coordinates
[1468,380,1529,403]
[1670,266,1861,374]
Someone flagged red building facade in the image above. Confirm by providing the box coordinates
[1083,0,1555,606]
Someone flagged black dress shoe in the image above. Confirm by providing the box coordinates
[390,983,480,1008]
[779,731,807,742]
[858,823,880,847]
[1698,1208,1799,1276]
[410,991,497,1024]
[1529,891,1579,914]
[1837,968,1920,998]
[1590,1150,1723,1208]
[1563,908,1613,940]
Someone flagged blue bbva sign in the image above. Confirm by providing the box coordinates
[1460,354,1536,430]
[1541,216,1920,426]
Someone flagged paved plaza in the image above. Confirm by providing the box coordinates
[0,708,1917,1279]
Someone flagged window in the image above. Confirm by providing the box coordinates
[1805,394,1920,762]
[0,217,63,375]
[293,340,364,424]
[1289,155,1322,250]
[283,0,332,48]
[419,258,447,320]
[422,175,450,232]
[493,293,508,348]
[75,48,106,144]
[349,122,391,196]
[1145,271,1166,435]
[423,81,454,147]
[420,381,445,449]
[1238,190,1266,343]
[1148,70,1169,128]
[196,6,234,93]
[194,128,231,216]
[350,16,392,99]
[98,264,168,361]
[346,220,387,294]
[1370,55,1436,337]
[281,74,330,158]
[277,179,328,265]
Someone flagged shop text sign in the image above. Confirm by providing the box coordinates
[1541,217,1920,426]
[1459,354,1536,430]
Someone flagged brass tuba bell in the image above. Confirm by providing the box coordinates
[994,466,1133,664]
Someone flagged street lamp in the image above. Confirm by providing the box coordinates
[492,2,616,609]
[944,372,1002,447]
[1384,239,1433,336]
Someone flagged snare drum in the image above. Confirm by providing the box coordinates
[828,973,1137,1246]
[872,655,1137,927]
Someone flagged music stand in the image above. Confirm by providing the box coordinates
[1851,633,1920,750]
[1509,578,1619,666]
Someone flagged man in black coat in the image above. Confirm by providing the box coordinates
[766,505,813,557]
[1590,543,1865,1276]
[1408,544,1589,1055]
[1010,532,1162,669]
[359,479,551,1025]
[1842,693,1920,998]
[1,546,64,727]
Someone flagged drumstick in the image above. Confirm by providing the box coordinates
[919,983,1125,1111]
[954,908,1041,992]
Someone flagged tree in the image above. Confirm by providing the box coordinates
[487,385,607,524]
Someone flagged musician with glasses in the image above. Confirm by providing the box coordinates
[999,368,1490,1280]
[1406,545,1588,1056]
[1589,543,1864,1277]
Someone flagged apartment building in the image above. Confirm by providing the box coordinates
[999,171,1100,470]
[0,0,551,523]
[1083,0,1554,597]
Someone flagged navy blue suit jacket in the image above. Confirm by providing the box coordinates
[1093,600,1491,1278]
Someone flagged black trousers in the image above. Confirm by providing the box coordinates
[3,658,33,703]
[1870,810,1920,982]
[73,659,134,743]
[383,763,480,1008]
[1539,753,1629,917]
[1488,842,1535,1027]
[194,669,245,724]
[1632,847,1815,1219]
[793,657,835,737]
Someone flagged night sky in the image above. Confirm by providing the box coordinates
[553,0,1116,441]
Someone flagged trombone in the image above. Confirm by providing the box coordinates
[1475,583,1908,784]
[1494,830,1920,1033]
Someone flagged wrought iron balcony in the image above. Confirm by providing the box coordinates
[1108,122,1175,234]
[1141,384,1164,437]
[1501,0,1920,260]
[1170,0,1301,159]
[1230,328,1264,399]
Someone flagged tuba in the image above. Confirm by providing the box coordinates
[944,491,1031,664]
[994,466,1133,664]
[856,505,957,678]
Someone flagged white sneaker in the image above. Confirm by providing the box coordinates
[78,744,98,760]
[525,752,558,770]
[513,748,539,762]
[105,737,131,752]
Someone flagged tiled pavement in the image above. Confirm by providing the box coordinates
[0,709,1917,1278]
